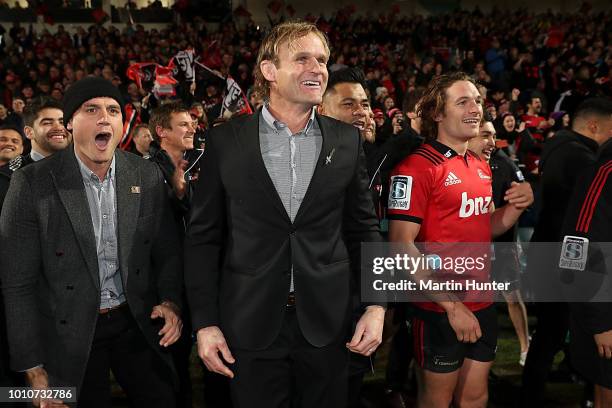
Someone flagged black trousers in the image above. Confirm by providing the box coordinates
[520,302,569,407]
[78,305,176,408]
[230,307,349,408]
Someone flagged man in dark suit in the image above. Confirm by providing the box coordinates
[185,21,385,408]
[0,77,183,407]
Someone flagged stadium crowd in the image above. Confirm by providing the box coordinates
[0,4,611,408]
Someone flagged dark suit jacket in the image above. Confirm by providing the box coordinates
[0,148,183,391]
[185,111,382,350]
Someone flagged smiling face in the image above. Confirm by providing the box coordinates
[320,82,370,130]
[436,80,483,142]
[262,32,329,109]
[68,97,123,175]
[468,121,496,162]
[159,111,195,153]
[0,129,24,165]
[26,108,70,157]
[503,114,516,132]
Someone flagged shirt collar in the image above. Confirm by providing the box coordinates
[30,149,46,162]
[261,104,316,134]
[428,139,459,158]
[74,146,115,183]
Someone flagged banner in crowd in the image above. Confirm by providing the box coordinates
[193,60,253,117]
[171,49,196,83]
[220,76,253,117]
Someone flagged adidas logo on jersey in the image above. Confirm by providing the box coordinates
[444,172,462,186]
[459,192,492,218]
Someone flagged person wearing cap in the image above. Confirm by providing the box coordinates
[0,76,184,407]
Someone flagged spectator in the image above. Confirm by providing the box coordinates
[0,124,25,167]
[129,123,153,157]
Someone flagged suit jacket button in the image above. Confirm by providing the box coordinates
[66,285,73,290]
[136,269,140,275]
[55,250,64,256]
[60,320,67,325]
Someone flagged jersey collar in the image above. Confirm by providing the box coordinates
[428,139,459,159]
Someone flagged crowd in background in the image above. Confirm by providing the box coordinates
[0,6,610,160]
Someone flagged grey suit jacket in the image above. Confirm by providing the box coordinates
[0,147,182,391]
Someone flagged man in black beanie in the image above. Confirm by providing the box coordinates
[0,76,184,407]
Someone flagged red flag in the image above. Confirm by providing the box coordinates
[153,64,178,97]
[126,62,158,91]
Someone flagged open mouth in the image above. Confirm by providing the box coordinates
[352,120,366,130]
[483,148,494,158]
[301,80,321,89]
[94,132,112,150]
[48,130,65,141]
[463,118,480,126]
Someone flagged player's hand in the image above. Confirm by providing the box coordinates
[594,330,612,359]
[25,367,68,408]
[504,181,533,210]
[197,326,235,378]
[171,159,189,199]
[445,303,481,343]
[347,305,385,356]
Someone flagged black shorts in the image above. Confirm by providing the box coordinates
[570,316,612,388]
[411,305,498,373]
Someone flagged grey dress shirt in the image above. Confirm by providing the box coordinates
[259,105,322,292]
[75,150,126,309]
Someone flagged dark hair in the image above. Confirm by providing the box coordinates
[148,101,189,142]
[22,98,63,127]
[417,71,479,141]
[0,124,26,142]
[325,67,367,96]
[574,97,612,121]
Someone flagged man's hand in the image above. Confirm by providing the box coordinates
[196,326,235,378]
[511,88,520,101]
[594,330,612,359]
[150,301,182,347]
[25,367,68,408]
[171,159,189,199]
[444,302,481,343]
[504,181,534,210]
[346,305,385,356]
[517,121,526,133]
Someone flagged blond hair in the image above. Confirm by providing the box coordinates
[253,21,330,101]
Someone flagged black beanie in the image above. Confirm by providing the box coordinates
[63,76,125,123]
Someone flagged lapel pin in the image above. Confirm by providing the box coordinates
[130,186,141,194]
[325,148,335,166]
